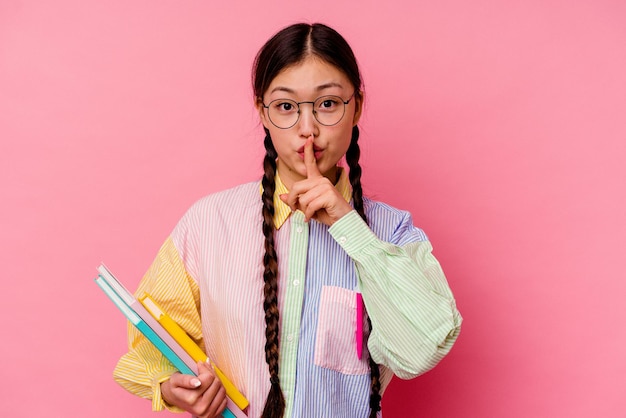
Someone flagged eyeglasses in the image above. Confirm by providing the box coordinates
[262,92,356,129]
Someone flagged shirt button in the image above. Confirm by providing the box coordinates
[293,280,300,287]
[296,226,303,233]
[287,335,294,342]
[339,236,347,244]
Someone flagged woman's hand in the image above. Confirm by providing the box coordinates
[280,136,353,226]
[160,361,227,418]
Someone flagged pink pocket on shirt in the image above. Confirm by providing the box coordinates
[314,285,370,375]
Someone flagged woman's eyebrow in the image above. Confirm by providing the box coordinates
[269,82,345,95]
[269,86,296,95]
[315,82,344,92]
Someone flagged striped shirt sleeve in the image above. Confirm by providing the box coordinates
[328,210,462,379]
[112,236,202,411]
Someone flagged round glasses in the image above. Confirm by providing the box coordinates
[262,92,355,129]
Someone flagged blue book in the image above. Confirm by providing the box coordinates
[96,276,196,373]
[95,276,237,418]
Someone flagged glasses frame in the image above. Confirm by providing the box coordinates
[262,91,356,130]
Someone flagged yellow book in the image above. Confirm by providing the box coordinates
[139,293,249,411]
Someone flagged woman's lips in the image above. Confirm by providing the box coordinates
[297,145,324,160]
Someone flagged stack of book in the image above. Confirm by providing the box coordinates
[95,264,248,418]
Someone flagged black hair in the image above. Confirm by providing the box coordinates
[252,23,380,418]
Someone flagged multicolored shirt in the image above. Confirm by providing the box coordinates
[114,170,462,417]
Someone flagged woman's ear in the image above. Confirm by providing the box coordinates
[352,90,364,126]
[256,98,270,129]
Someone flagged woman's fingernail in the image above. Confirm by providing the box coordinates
[191,378,201,387]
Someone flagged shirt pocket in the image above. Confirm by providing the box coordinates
[314,285,370,375]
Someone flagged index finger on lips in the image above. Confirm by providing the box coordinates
[304,135,322,179]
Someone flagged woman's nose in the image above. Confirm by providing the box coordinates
[297,103,317,137]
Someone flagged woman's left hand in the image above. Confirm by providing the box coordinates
[280,136,352,226]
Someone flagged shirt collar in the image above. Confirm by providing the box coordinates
[260,168,352,229]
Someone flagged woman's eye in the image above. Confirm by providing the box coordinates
[272,101,296,112]
[318,98,339,110]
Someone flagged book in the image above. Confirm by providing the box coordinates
[95,276,195,375]
[97,264,248,411]
[139,293,249,411]
[97,264,199,374]
[95,265,247,418]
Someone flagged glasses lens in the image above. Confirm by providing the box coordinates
[266,95,348,129]
[314,96,346,126]
[267,99,299,129]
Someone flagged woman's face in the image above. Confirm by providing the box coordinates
[258,56,362,190]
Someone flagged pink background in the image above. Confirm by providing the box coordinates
[2,1,625,417]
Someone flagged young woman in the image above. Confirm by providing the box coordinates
[114,22,462,418]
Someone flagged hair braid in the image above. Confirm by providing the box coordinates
[346,126,366,223]
[260,128,285,418]
[346,126,381,418]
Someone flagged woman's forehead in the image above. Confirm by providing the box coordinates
[265,57,350,97]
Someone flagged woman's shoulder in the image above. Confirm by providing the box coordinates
[363,196,410,220]
[363,196,429,243]
[168,181,262,256]
[197,181,259,203]
[183,180,261,220]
